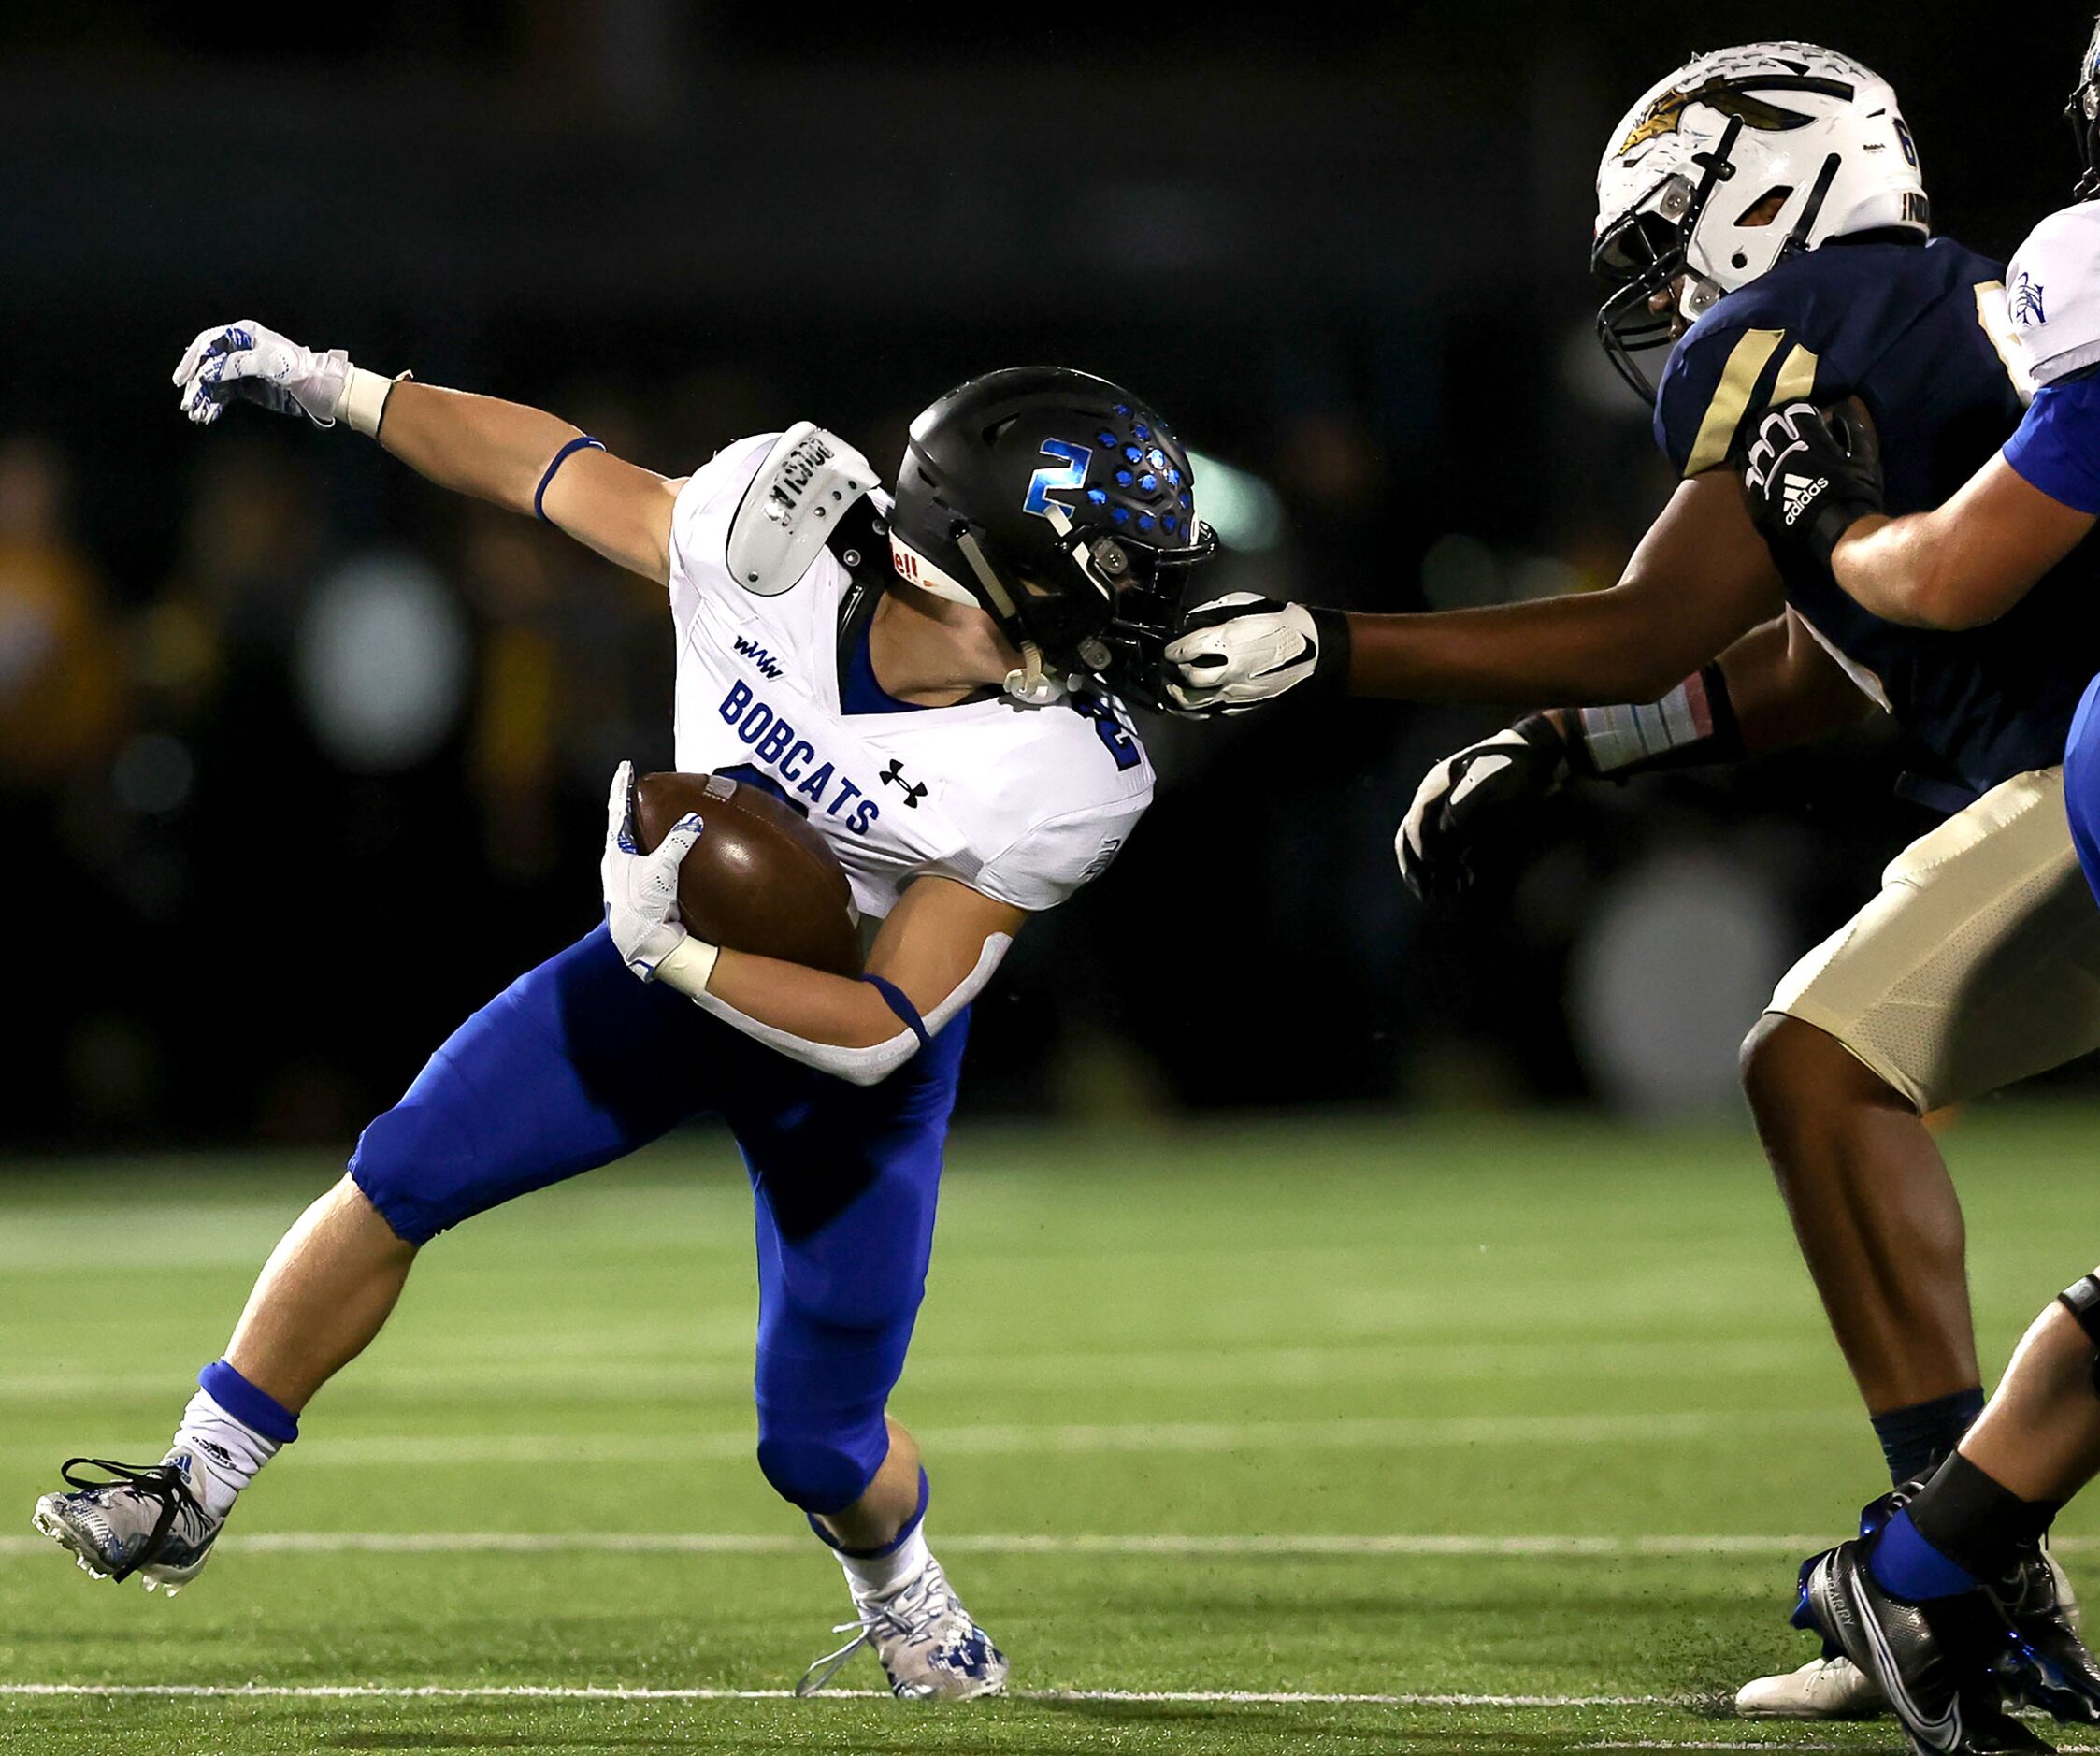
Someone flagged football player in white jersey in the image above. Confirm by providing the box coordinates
[31,329,1215,1701]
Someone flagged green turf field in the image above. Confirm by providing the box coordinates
[7,1111,2100,1754]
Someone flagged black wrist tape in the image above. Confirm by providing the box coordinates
[1305,607,1352,694]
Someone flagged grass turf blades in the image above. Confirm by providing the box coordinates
[5,1112,2100,1753]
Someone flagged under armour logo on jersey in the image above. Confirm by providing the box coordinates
[2011,270,2047,328]
[731,635,784,680]
[1782,474,1828,526]
[879,758,928,807]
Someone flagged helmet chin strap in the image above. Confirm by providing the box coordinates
[954,526,1064,704]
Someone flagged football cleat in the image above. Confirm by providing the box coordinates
[31,1453,225,1594]
[1734,1653,1887,1720]
[1801,1540,2050,1755]
[1738,1478,1916,1720]
[1994,1547,2100,1724]
[796,1554,1007,1701]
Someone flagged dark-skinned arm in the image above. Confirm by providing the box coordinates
[1343,471,1784,704]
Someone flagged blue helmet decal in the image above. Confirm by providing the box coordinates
[1023,439,1090,520]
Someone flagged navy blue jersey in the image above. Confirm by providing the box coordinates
[1654,234,2100,793]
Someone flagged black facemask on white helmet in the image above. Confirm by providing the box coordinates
[1592,41,1931,403]
[2070,14,2100,200]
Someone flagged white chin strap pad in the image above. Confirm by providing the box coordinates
[725,423,876,597]
[889,534,978,607]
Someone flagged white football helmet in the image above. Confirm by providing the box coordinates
[2070,13,2100,201]
[1592,42,1929,400]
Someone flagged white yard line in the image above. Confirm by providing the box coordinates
[8,1528,2095,1559]
[0,1681,1667,1706]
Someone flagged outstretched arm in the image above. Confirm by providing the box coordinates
[172,319,682,584]
[1167,470,1784,712]
[1345,472,1784,704]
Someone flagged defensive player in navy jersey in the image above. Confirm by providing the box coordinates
[1713,22,2100,1749]
[1166,41,2100,1724]
[29,337,1214,1701]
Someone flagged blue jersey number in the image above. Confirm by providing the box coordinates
[1070,692,1143,771]
[1023,439,1090,520]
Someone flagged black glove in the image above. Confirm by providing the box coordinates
[1396,714,1574,902]
[1742,399,1884,573]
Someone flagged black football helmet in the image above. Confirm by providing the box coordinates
[887,367,1216,708]
[2072,14,2100,199]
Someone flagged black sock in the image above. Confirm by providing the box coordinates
[1906,1451,2062,1583]
[1871,1388,1985,1487]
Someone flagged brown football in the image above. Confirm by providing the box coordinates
[632,771,863,978]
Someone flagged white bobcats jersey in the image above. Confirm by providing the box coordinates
[2007,202,2100,388]
[666,432,1155,920]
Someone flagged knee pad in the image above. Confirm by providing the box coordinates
[755,1429,885,1515]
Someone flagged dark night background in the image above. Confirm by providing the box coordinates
[0,1,2085,1149]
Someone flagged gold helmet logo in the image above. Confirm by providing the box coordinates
[1618,74,1853,157]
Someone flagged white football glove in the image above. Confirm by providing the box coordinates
[1163,594,1327,716]
[1395,719,1573,901]
[172,321,359,428]
[600,761,704,981]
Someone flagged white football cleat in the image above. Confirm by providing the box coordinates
[31,1451,227,1594]
[797,1553,1007,1701]
[1734,1653,1886,1720]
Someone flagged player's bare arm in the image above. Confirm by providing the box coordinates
[171,319,682,583]
[1168,469,1783,714]
[1834,464,2093,629]
[602,773,1024,1084]
[704,878,1028,1054]
[1719,610,1877,754]
[1343,472,1783,704]
[380,381,683,583]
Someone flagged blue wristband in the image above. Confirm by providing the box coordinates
[534,435,606,524]
[860,974,931,1050]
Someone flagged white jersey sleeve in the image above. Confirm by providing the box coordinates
[965,711,1153,912]
[971,793,1149,912]
[2006,204,2100,388]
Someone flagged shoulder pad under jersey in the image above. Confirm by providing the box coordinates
[2007,203,2100,389]
[724,423,878,597]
